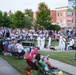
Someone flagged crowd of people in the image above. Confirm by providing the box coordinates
[0,27,76,53]
[0,27,76,74]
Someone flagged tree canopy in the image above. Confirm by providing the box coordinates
[24,9,33,21]
[36,2,52,30]
[50,24,61,31]
[0,11,12,27]
[11,11,26,28]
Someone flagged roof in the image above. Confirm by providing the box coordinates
[55,6,68,9]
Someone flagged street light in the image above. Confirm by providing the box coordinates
[72,0,76,61]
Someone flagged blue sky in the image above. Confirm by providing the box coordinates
[0,0,68,13]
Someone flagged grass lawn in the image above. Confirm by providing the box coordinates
[39,51,76,66]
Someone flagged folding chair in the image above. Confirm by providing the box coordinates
[25,59,38,75]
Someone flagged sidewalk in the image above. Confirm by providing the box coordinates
[49,58,76,75]
[40,48,76,75]
[0,57,21,75]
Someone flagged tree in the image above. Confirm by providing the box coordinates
[2,12,12,27]
[36,2,52,30]
[24,15,33,29]
[50,24,61,31]
[11,11,33,29]
[11,11,26,28]
[24,9,33,21]
[0,11,3,27]
[0,11,12,27]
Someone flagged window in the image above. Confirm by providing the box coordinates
[67,11,73,16]
[60,20,62,23]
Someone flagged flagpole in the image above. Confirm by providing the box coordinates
[73,0,76,61]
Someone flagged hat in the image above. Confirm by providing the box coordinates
[26,48,31,54]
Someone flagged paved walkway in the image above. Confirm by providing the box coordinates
[0,57,21,75]
[49,58,76,75]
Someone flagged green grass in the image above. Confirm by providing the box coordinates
[39,51,76,66]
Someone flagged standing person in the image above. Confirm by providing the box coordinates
[42,36,45,49]
[48,36,52,47]
[37,36,41,48]
[61,35,66,51]
[40,36,43,49]
[58,34,62,49]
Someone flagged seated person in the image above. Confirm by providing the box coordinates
[25,46,39,63]
[33,53,57,71]
[31,47,40,55]
[31,47,57,70]
[67,38,75,50]
[25,48,38,70]
[15,40,25,59]
[25,47,32,54]
[3,38,10,52]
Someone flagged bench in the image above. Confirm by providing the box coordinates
[22,42,35,47]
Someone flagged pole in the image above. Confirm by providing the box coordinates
[75,0,76,35]
[74,0,76,61]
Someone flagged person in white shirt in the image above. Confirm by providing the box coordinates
[67,38,74,50]
[61,36,66,51]
[42,36,45,48]
[37,36,41,48]
[60,35,66,51]
[59,35,62,49]
[15,40,25,59]
[48,36,52,47]
[40,36,43,49]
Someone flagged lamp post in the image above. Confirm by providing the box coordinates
[73,0,76,61]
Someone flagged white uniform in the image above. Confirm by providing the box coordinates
[37,36,41,48]
[59,35,62,48]
[61,37,66,51]
[42,36,45,48]
[48,36,51,47]
[40,37,43,49]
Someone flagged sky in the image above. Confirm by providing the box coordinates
[0,0,68,13]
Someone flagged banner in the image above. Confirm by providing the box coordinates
[67,15,72,22]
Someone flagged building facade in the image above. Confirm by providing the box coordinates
[56,6,68,28]
[50,10,57,23]
[33,6,75,29]
[56,6,75,28]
